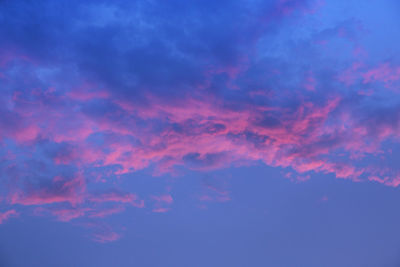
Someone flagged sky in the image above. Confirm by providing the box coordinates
[1,0,400,266]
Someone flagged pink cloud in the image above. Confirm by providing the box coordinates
[303,71,316,91]
[4,1,400,247]
[0,210,19,224]
[101,94,371,184]
[89,206,125,218]
[67,82,109,101]
[200,176,231,203]
[4,54,400,235]
[14,125,40,143]
[0,88,382,187]
[92,230,121,243]
[151,194,173,212]
[151,194,173,204]
[52,208,88,222]
[152,207,170,213]
[89,191,144,208]
[338,62,400,88]
[368,176,388,184]
[0,50,34,67]
[1,85,357,186]
[9,174,86,206]
[362,63,400,84]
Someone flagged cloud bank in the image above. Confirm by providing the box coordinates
[1,0,400,241]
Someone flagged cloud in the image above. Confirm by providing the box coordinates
[85,222,122,243]
[92,231,121,243]
[1,0,400,243]
[88,206,125,218]
[51,207,88,222]
[89,190,144,208]
[151,194,173,213]
[0,210,19,224]
[9,174,86,206]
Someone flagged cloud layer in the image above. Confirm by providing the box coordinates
[1,0,400,241]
